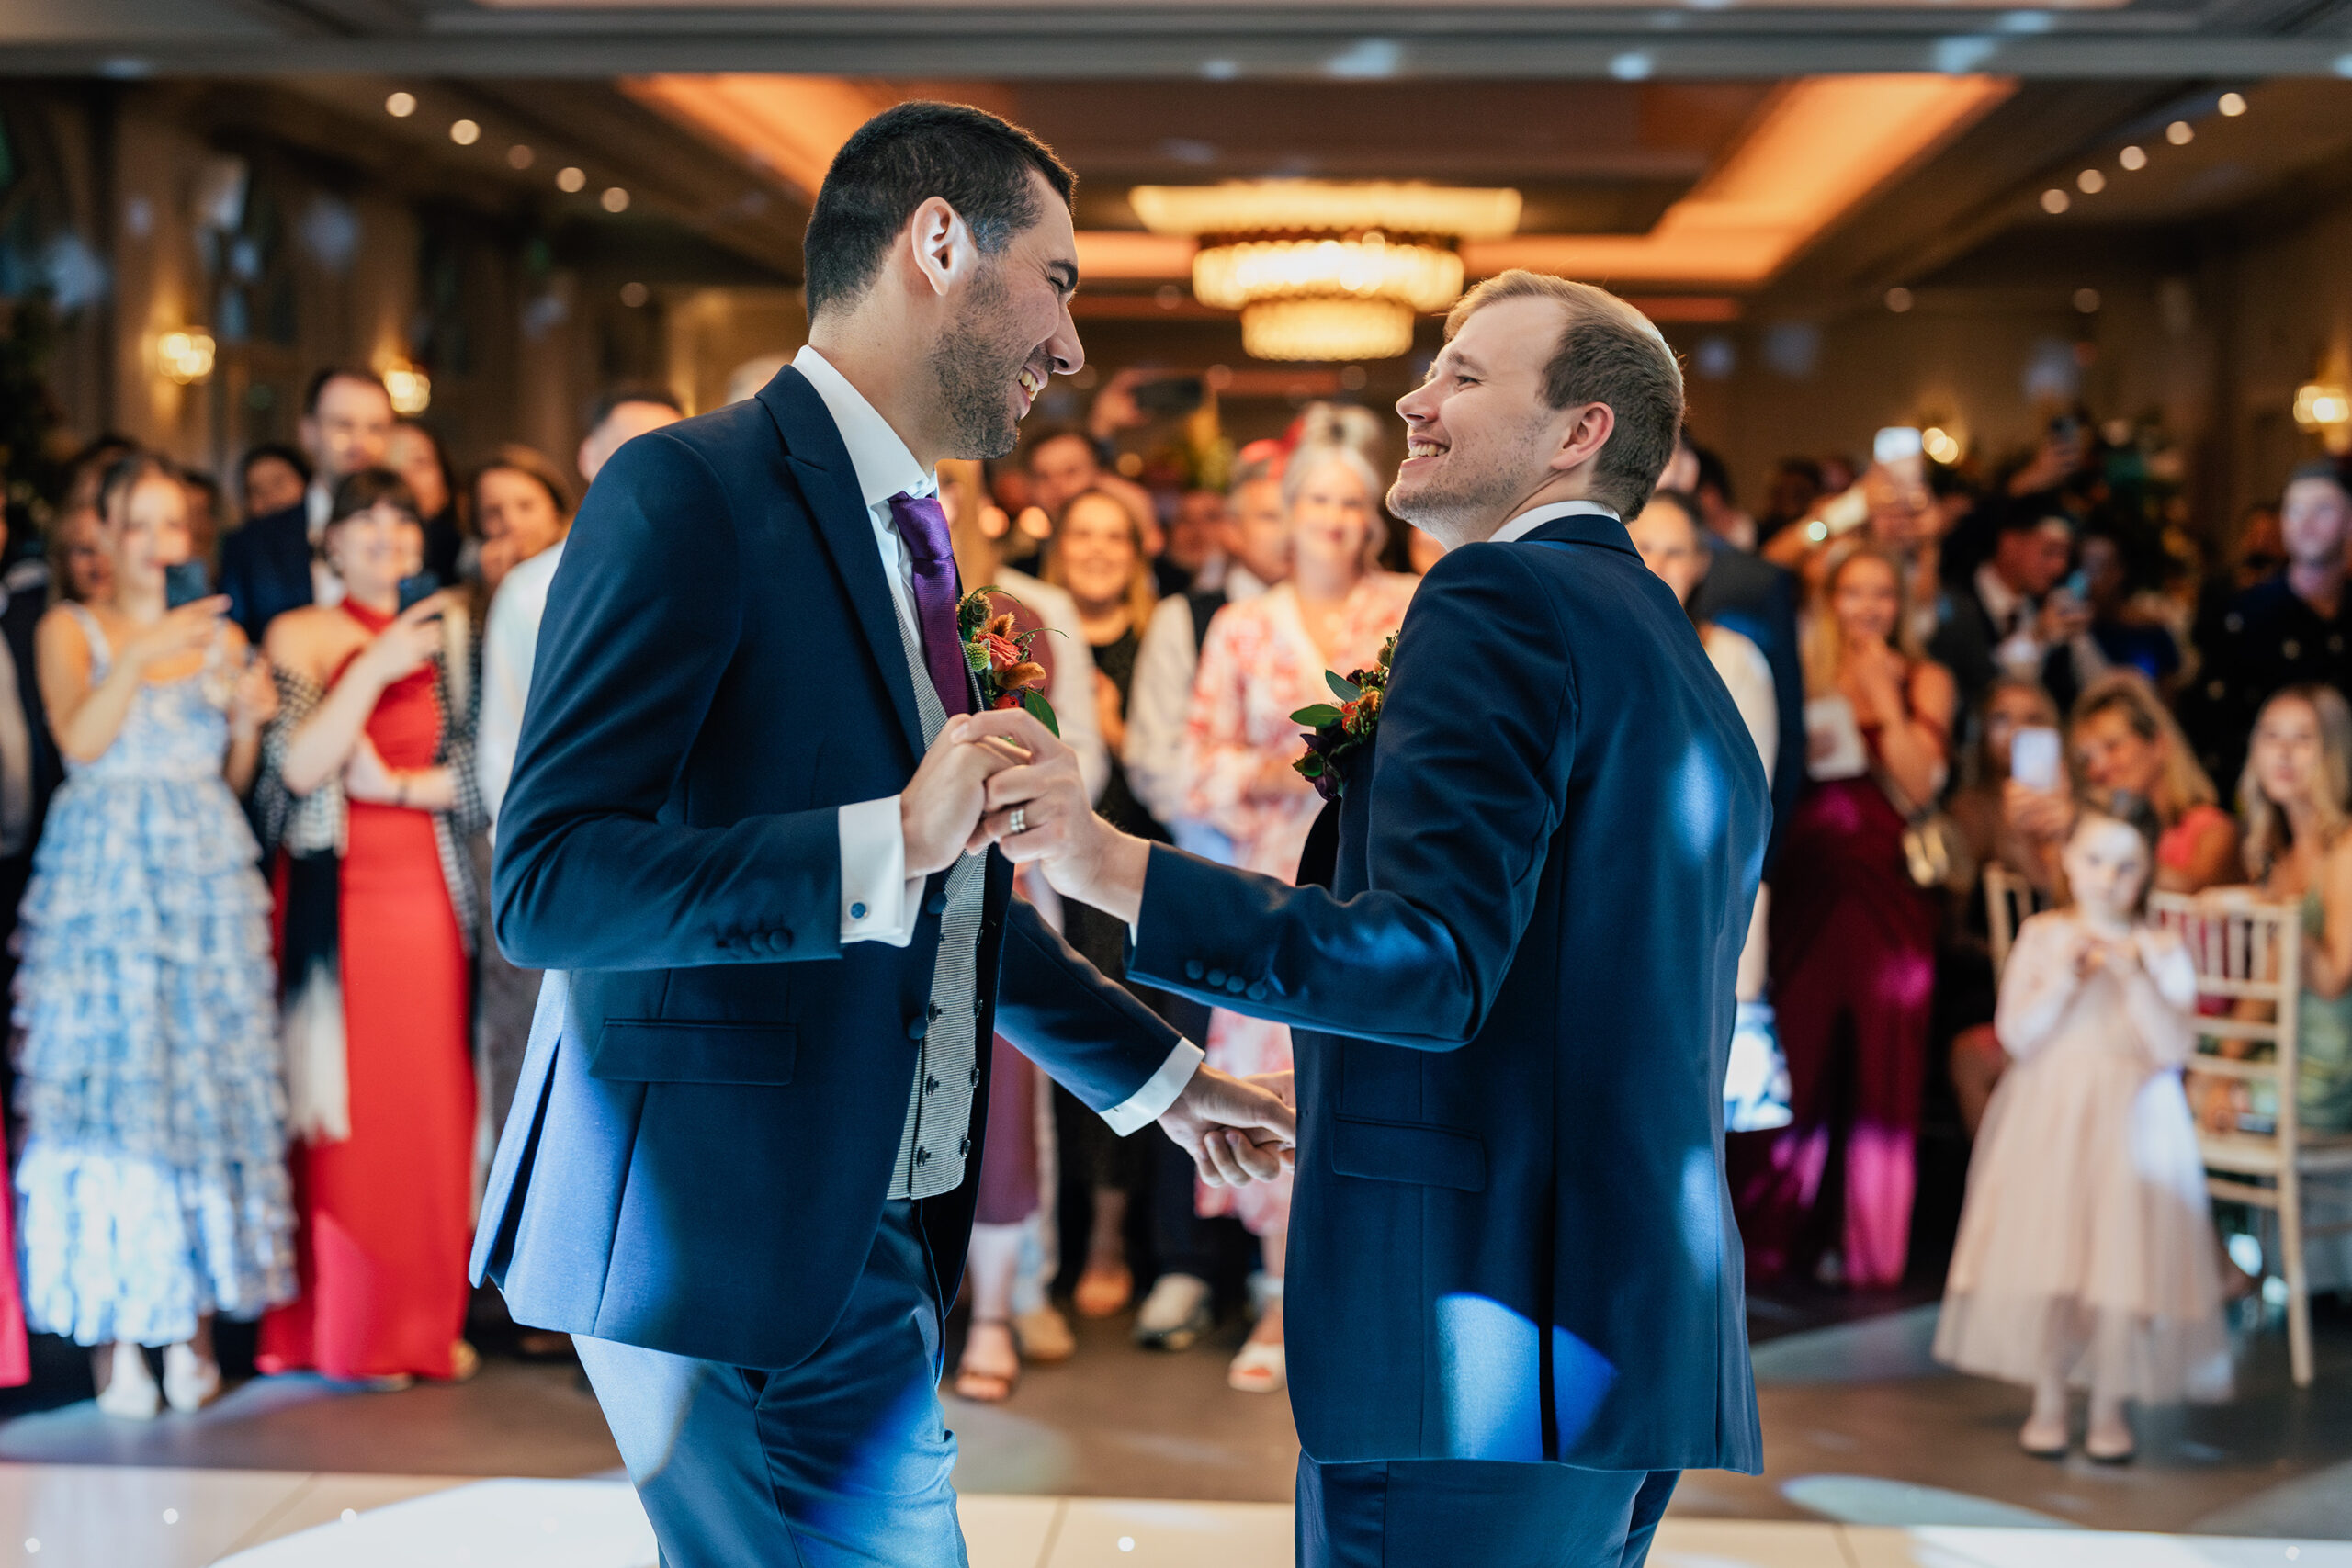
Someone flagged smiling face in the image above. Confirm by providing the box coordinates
[2073,703,2164,798]
[1056,491,1141,615]
[475,468,567,567]
[324,501,414,602]
[1830,552,1902,647]
[1391,294,1572,546]
[927,169,1083,462]
[2061,812,2152,923]
[1289,453,1376,581]
[104,473,193,592]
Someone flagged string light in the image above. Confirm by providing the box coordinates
[2077,168,2106,195]
[2218,91,2247,116]
[2119,145,2147,171]
[1885,287,1915,312]
[601,186,631,213]
[384,92,415,118]
[2041,188,2071,214]
[2166,120,2195,145]
[556,166,586,194]
[449,119,480,147]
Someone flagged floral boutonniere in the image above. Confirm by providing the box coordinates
[957,587,1059,736]
[1291,631,1398,801]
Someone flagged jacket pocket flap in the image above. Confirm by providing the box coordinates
[1328,1117,1486,1192]
[591,1021,798,1086]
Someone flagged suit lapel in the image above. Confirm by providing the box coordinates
[759,367,927,761]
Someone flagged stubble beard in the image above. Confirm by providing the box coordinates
[929,265,1031,462]
[1385,412,1555,548]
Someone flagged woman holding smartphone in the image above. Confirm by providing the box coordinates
[15,452,289,1417]
[254,468,487,1388]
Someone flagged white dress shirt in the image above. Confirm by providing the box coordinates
[477,536,566,841]
[795,344,1198,1134]
[1487,498,1621,546]
[305,477,345,610]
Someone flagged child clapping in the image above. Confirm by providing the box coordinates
[1933,790,2232,1461]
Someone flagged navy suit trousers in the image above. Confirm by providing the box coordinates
[1298,1458,1678,1568]
[575,1201,967,1568]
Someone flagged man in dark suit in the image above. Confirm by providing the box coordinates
[980,272,1769,1567]
[1691,527,1803,870]
[472,103,1292,1568]
[218,367,394,642]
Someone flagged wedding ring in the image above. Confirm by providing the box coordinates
[1010,807,1028,837]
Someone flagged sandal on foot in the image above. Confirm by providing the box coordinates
[1012,1306,1075,1364]
[1227,1339,1286,1394]
[953,1319,1020,1404]
[1074,1262,1133,1319]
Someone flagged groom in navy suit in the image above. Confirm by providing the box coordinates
[978,273,1770,1567]
[473,104,1293,1568]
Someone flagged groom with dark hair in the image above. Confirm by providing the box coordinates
[977,271,1770,1568]
[473,101,1293,1568]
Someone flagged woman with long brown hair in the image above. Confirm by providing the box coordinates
[1744,541,1956,1291]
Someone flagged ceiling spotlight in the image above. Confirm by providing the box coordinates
[2166,120,2195,145]
[556,166,586,193]
[385,92,416,118]
[2218,91,2248,117]
[2119,145,2147,171]
[449,119,481,147]
[1885,287,1915,313]
[2074,288,2102,313]
[619,281,650,308]
[2077,168,2106,195]
[506,144,535,170]
[2041,188,2071,214]
[601,186,631,213]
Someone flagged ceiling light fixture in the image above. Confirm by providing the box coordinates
[2218,92,2248,117]
[381,359,432,415]
[156,330,215,385]
[449,119,481,147]
[385,92,415,118]
[2041,188,2071,214]
[2167,120,2195,145]
[556,166,586,194]
[2076,168,2106,195]
[2119,145,2147,171]
[2296,381,2352,453]
[1130,182,1520,360]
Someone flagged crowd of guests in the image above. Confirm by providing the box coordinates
[0,353,2346,1461]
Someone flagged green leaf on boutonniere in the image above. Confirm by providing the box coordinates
[1292,703,1345,727]
[1327,671,1364,702]
[1021,689,1060,738]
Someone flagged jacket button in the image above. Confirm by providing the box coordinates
[914,1146,930,1165]
[1225,976,1247,995]
[969,1065,980,1086]
[907,1016,929,1041]
[1204,967,1227,987]
[958,1135,972,1157]
[850,902,868,921]
[924,1076,938,1095]
[972,995,984,1016]
[1184,960,1205,980]
[926,893,949,917]
[928,1001,943,1021]
[1246,982,1270,1002]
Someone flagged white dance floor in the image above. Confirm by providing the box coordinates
[0,1462,2344,1566]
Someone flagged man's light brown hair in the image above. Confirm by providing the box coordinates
[1442,271,1684,519]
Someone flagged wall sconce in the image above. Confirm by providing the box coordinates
[382,359,432,415]
[1921,425,1964,465]
[2295,381,2352,454]
[157,330,216,385]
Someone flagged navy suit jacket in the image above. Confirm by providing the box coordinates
[1690,536,1802,872]
[219,503,312,643]
[472,367,1182,1370]
[1130,512,1768,1474]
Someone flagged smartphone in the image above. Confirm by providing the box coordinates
[2012,726,2064,792]
[2064,569,2090,601]
[397,571,442,614]
[1132,376,1205,417]
[1871,426,1924,465]
[164,559,211,610]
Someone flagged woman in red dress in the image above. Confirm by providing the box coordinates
[1746,542,1956,1292]
[254,468,483,1385]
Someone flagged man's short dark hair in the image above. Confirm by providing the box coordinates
[327,467,419,525]
[240,441,311,486]
[1442,271,1685,519]
[304,367,391,416]
[1023,427,1095,473]
[802,101,1076,322]
[2290,457,2352,499]
[1995,504,2075,538]
[587,384,684,434]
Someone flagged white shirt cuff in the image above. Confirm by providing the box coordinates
[1098,1039,1204,1136]
[839,795,923,947]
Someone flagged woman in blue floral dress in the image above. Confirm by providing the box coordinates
[14,453,292,1418]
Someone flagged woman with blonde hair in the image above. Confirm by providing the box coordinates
[1182,439,1415,1390]
[2005,671,2239,897]
[1744,540,1956,1291]
[2206,686,2352,1141]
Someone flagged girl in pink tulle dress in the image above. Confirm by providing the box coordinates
[1934,791,2232,1462]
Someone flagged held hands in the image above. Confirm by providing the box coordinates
[1158,1064,1296,1188]
[959,707,1151,923]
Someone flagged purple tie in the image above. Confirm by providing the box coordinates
[888,491,972,719]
